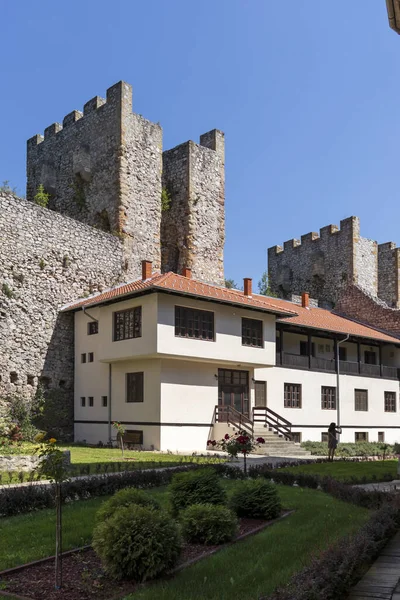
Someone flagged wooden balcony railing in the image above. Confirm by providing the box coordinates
[214,405,253,437]
[253,406,292,440]
[276,352,398,379]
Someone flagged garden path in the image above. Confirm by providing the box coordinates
[347,531,400,600]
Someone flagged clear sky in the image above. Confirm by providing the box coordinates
[1,1,399,287]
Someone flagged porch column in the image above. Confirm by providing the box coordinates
[357,341,361,374]
[280,329,284,366]
[379,345,383,377]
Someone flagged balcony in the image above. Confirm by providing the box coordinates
[276,352,399,380]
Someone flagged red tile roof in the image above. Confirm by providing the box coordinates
[61,272,400,345]
[257,295,400,344]
[61,272,296,317]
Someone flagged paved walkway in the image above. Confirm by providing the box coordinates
[353,480,400,493]
[347,531,400,599]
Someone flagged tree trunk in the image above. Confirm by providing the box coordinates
[55,483,62,589]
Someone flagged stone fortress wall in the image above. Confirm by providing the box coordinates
[0,81,225,420]
[268,216,400,309]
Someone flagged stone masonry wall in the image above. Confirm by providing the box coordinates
[335,284,400,337]
[378,242,400,308]
[0,191,125,406]
[27,82,162,280]
[268,217,378,306]
[161,130,225,284]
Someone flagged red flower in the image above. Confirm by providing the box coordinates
[256,437,265,444]
[207,440,212,446]
[224,434,230,440]
[212,440,217,446]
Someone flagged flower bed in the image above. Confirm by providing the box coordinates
[0,513,291,600]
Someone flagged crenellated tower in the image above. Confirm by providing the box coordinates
[26,81,225,285]
[161,130,225,285]
[27,82,163,279]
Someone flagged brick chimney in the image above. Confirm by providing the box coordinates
[244,278,252,297]
[301,292,310,308]
[142,260,152,281]
[182,267,192,279]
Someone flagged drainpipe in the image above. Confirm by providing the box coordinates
[82,306,98,322]
[108,363,112,444]
[336,334,350,441]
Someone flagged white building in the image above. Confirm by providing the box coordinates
[61,261,400,451]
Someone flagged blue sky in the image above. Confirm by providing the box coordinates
[1,1,399,287]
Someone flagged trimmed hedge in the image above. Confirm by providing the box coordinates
[248,464,391,510]
[263,503,400,600]
[93,505,181,581]
[301,441,395,458]
[180,503,238,545]
[0,465,203,517]
[169,468,227,514]
[96,488,160,524]
[229,479,281,519]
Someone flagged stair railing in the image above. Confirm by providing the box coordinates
[253,407,292,440]
[214,405,253,437]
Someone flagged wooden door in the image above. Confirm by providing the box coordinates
[254,381,267,407]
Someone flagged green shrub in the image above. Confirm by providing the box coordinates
[169,468,226,514]
[301,441,395,457]
[93,505,181,581]
[229,479,281,520]
[180,503,238,545]
[96,488,160,524]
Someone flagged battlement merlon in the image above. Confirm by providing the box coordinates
[163,130,224,157]
[26,81,133,148]
[268,216,360,255]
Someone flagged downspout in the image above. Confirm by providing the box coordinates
[108,363,112,444]
[82,306,98,322]
[336,334,350,441]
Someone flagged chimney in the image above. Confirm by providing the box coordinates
[142,260,152,281]
[301,292,310,308]
[182,267,192,279]
[243,278,252,297]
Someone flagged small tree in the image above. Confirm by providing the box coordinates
[208,431,265,475]
[258,271,277,297]
[112,421,126,458]
[35,437,69,589]
[34,184,50,208]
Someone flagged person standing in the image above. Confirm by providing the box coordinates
[328,422,342,461]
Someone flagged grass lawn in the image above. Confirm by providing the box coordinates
[0,482,370,600]
[0,445,223,484]
[280,459,398,483]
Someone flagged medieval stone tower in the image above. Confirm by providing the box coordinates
[26,81,225,284]
[0,81,225,426]
[268,216,400,309]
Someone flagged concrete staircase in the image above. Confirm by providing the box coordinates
[252,425,312,458]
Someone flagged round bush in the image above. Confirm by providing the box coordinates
[93,504,181,581]
[169,468,226,514]
[229,479,281,520]
[180,503,238,545]
[96,488,160,524]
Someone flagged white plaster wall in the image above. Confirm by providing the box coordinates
[157,294,276,367]
[293,427,400,444]
[159,359,255,452]
[254,366,400,442]
[74,293,158,363]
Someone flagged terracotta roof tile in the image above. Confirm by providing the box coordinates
[61,272,400,345]
[257,295,400,344]
[61,272,296,317]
